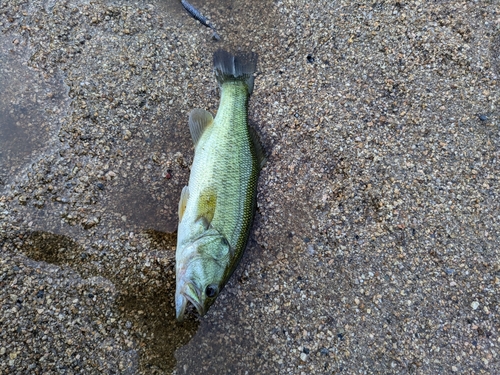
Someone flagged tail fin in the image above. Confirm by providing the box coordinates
[213,49,258,95]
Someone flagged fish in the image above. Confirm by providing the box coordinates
[175,49,264,321]
[180,0,221,40]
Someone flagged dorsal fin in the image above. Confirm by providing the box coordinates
[188,109,214,146]
[178,186,189,221]
[249,126,266,169]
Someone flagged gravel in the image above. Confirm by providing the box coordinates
[1,0,499,374]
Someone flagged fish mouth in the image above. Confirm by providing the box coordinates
[175,281,206,321]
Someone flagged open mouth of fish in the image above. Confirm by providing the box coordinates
[176,282,205,321]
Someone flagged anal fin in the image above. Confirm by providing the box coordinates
[249,126,266,169]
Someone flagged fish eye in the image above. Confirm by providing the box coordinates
[205,285,219,298]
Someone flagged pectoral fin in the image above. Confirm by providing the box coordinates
[178,186,189,221]
[189,109,214,146]
[196,187,217,227]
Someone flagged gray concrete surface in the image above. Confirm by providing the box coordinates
[1,0,499,374]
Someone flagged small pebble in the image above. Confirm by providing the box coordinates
[320,348,330,356]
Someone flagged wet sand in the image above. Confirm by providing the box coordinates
[1,0,499,373]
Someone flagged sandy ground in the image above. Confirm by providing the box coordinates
[1,0,499,374]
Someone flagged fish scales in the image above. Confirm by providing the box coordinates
[187,83,256,253]
[175,50,263,320]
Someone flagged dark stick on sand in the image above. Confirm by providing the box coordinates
[180,0,221,40]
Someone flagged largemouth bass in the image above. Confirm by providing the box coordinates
[175,50,264,321]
